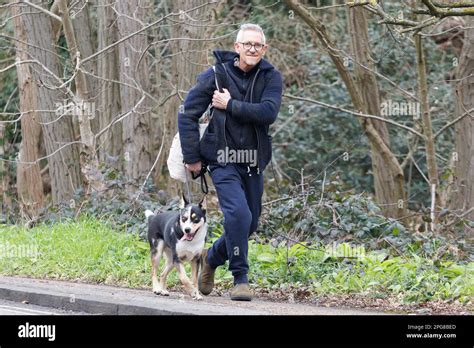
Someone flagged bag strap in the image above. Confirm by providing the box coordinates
[208,65,224,121]
[212,65,223,93]
[213,63,231,93]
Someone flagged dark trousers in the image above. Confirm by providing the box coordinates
[207,163,264,284]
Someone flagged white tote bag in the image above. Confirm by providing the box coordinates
[167,66,219,183]
[167,122,208,183]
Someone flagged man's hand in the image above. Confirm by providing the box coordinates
[212,88,231,110]
[185,161,202,173]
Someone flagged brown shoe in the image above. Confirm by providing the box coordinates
[198,248,216,295]
[230,283,252,301]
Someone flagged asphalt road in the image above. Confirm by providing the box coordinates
[0,299,88,315]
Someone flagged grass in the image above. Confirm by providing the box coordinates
[0,217,152,288]
[0,217,472,305]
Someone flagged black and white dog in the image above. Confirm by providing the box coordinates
[145,194,207,300]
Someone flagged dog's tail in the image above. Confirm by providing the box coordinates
[145,210,154,219]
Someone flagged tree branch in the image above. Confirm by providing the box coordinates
[18,0,63,23]
[80,1,215,66]
[283,93,424,138]
[434,108,474,138]
[421,0,474,17]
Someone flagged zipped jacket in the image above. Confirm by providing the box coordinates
[178,50,283,172]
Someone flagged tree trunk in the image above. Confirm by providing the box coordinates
[449,16,474,226]
[116,0,152,189]
[156,0,209,197]
[20,2,82,204]
[148,5,163,182]
[0,124,10,218]
[97,0,123,169]
[58,0,105,193]
[415,35,439,193]
[12,4,45,215]
[71,0,100,134]
[348,6,407,218]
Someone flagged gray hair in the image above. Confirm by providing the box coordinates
[236,23,266,44]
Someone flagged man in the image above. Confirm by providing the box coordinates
[178,23,283,301]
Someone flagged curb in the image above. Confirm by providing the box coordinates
[0,276,267,315]
[0,285,189,315]
[0,276,390,315]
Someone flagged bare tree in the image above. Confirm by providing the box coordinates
[19,2,82,204]
[71,0,100,134]
[116,0,153,189]
[286,0,474,222]
[449,16,474,226]
[12,4,45,216]
[57,0,105,193]
[348,6,407,218]
[0,124,11,216]
[96,0,123,169]
[156,0,212,196]
[414,34,440,206]
[285,0,407,218]
[349,0,474,224]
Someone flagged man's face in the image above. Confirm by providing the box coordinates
[234,30,268,70]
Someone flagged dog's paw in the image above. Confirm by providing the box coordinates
[153,287,169,296]
[153,288,161,295]
[192,291,203,301]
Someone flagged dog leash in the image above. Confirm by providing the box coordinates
[184,163,209,203]
[191,165,209,195]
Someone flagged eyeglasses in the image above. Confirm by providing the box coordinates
[238,42,265,51]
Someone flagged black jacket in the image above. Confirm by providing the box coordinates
[178,50,283,172]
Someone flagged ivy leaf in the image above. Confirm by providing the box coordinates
[392,227,399,236]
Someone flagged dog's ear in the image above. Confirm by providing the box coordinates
[199,196,207,213]
[180,192,189,209]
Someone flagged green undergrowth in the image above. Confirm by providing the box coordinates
[247,240,473,304]
[0,217,472,305]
